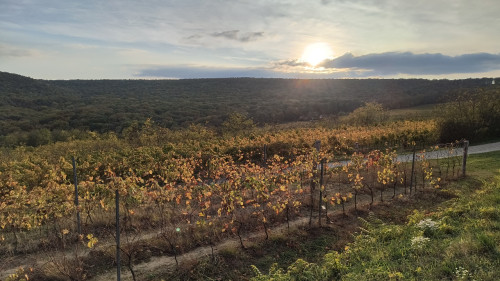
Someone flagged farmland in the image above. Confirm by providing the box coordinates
[1,74,499,280]
[0,117,469,280]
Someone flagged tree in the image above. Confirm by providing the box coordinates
[26,128,52,146]
[221,112,256,135]
[341,102,388,126]
[437,88,500,142]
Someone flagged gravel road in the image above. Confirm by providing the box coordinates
[468,141,500,154]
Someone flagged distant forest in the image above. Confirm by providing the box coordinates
[0,71,496,146]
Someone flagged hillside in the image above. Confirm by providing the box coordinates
[0,71,496,146]
[0,72,79,135]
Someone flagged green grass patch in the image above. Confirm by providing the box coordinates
[467,150,500,179]
[386,103,440,121]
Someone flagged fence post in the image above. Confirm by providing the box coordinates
[309,140,321,227]
[318,159,324,227]
[462,140,469,177]
[116,189,121,281]
[72,157,81,235]
[314,140,321,152]
[263,144,268,165]
[409,147,416,195]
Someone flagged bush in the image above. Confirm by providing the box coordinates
[437,88,500,143]
[341,102,388,126]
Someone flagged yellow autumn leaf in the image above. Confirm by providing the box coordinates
[86,234,98,248]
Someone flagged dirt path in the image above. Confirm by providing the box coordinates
[89,216,311,281]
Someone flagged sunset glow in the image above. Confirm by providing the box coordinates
[300,43,334,67]
[1,1,500,79]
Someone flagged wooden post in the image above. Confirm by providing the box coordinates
[263,144,268,165]
[318,159,324,227]
[309,140,321,227]
[314,140,321,152]
[116,189,121,281]
[409,147,416,195]
[72,157,81,235]
[462,140,469,177]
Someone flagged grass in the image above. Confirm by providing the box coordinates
[386,103,440,121]
[466,150,500,179]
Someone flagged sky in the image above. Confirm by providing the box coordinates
[1,0,500,80]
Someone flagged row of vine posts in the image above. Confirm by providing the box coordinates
[0,139,469,280]
[65,139,469,281]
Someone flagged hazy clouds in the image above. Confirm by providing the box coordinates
[137,51,500,79]
[320,52,500,75]
[1,0,500,79]
[211,30,265,42]
[136,65,277,79]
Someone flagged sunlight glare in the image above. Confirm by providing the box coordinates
[300,42,334,67]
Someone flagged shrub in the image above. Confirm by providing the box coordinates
[341,102,388,126]
[437,88,500,142]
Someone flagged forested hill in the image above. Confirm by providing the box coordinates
[0,71,495,141]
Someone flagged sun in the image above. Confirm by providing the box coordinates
[300,42,334,67]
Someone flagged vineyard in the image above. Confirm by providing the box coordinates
[0,120,468,280]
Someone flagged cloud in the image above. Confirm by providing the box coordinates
[318,52,500,75]
[0,44,36,57]
[211,30,239,40]
[275,59,308,67]
[136,51,500,79]
[240,32,264,42]
[211,30,264,42]
[185,34,202,41]
[135,64,378,79]
[135,65,277,79]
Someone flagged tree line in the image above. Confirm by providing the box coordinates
[0,71,498,146]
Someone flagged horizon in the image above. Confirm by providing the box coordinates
[2,1,500,80]
[4,70,499,82]
[4,71,500,81]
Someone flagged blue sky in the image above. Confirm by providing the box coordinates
[1,0,500,79]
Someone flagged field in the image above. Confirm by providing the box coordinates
[1,86,499,280]
[0,118,476,281]
[3,2,500,280]
[386,103,441,121]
